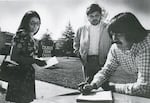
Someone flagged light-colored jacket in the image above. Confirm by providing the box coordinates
[73,21,112,66]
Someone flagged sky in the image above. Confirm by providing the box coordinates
[0,0,150,40]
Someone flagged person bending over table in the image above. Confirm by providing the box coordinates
[79,12,150,98]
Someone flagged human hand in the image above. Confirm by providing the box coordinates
[35,59,47,66]
[78,82,87,92]
[74,50,80,57]
[78,82,93,95]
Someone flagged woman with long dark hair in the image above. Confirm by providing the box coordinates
[6,10,46,103]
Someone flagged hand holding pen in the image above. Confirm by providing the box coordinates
[78,77,93,95]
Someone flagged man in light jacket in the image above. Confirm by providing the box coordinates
[73,3,112,90]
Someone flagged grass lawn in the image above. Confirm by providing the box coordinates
[0,55,137,89]
[35,57,84,89]
[35,56,137,89]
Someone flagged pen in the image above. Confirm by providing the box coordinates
[78,77,89,87]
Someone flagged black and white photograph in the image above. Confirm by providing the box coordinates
[0,0,150,103]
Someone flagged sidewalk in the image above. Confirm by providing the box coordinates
[0,80,77,103]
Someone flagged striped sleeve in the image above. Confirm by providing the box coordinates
[91,45,119,87]
[114,48,150,97]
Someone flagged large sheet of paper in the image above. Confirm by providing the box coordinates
[32,56,59,70]
[76,91,113,103]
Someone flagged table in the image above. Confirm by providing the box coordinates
[47,92,150,103]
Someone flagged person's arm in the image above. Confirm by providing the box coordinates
[90,45,119,88]
[73,27,82,56]
[112,48,150,97]
[79,45,119,94]
[11,42,46,66]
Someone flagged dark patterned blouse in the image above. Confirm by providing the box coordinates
[6,29,37,102]
[13,29,38,61]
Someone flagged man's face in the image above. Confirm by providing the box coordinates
[87,11,101,25]
[112,33,133,49]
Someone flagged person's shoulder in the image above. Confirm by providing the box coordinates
[137,34,150,52]
[107,44,120,56]
[142,34,150,46]
[13,29,27,41]
[77,25,88,32]
[100,20,109,27]
[109,44,118,52]
[144,34,150,49]
[78,25,88,29]
[16,29,27,36]
[146,33,150,42]
[111,44,117,49]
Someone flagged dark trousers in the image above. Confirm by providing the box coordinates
[83,55,110,90]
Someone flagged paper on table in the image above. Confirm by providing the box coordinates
[76,91,113,102]
[32,56,59,70]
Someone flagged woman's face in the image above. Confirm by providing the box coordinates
[28,17,40,35]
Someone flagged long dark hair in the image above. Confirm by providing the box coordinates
[108,12,147,43]
[17,10,41,35]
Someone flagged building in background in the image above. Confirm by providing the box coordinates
[0,31,14,55]
[38,30,54,57]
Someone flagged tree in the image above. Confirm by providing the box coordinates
[38,29,54,57]
[41,29,53,46]
[0,31,14,55]
[61,21,75,56]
